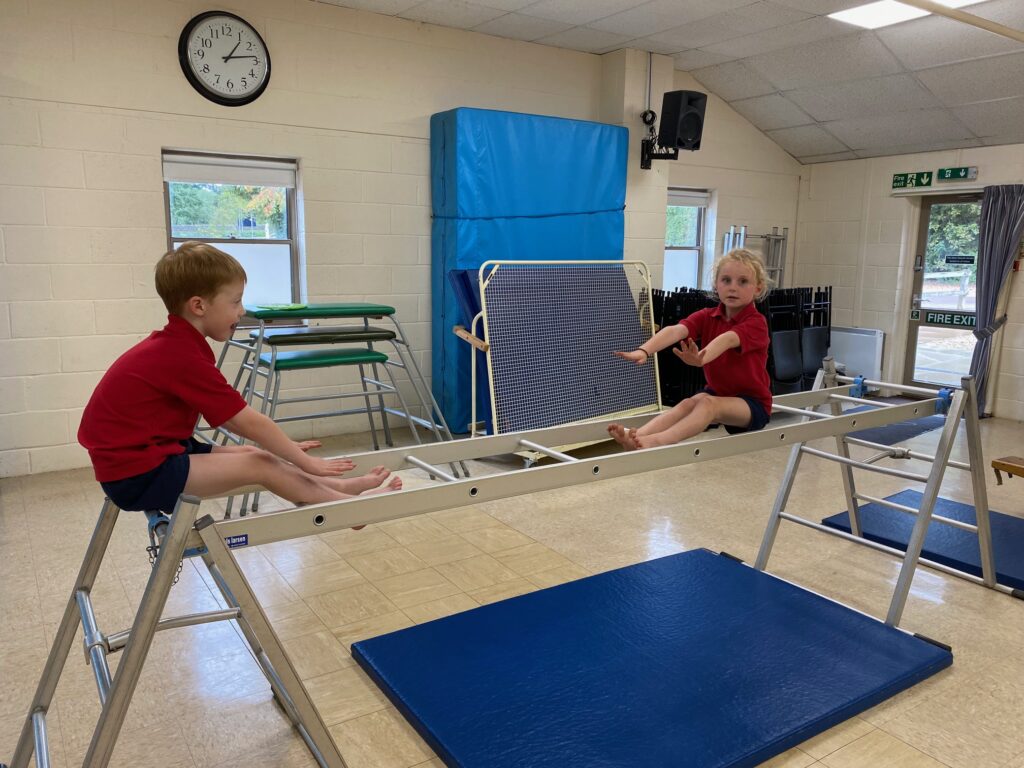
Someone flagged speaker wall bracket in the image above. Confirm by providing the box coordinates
[640,137,678,170]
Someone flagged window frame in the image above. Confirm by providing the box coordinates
[161,149,302,311]
[664,188,708,290]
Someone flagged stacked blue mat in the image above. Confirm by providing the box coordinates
[823,489,1024,591]
[429,108,628,433]
[353,549,951,768]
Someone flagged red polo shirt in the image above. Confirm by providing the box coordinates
[78,315,247,482]
[679,303,772,414]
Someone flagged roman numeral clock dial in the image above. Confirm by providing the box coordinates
[178,11,271,107]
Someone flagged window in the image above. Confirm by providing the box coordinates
[162,151,300,306]
[664,188,707,290]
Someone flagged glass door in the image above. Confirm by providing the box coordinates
[905,194,981,387]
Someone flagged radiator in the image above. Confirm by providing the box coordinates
[829,326,885,380]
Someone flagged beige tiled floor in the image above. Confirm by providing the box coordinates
[2,417,1024,768]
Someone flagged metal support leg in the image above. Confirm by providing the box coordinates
[83,496,202,767]
[962,376,996,588]
[7,500,122,768]
[755,369,824,571]
[357,363,382,452]
[194,518,348,768]
[885,389,967,626]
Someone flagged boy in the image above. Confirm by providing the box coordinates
[78,241,401,514]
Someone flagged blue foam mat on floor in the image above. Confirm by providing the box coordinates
[847,411,946,445]
[353,549,951,768]
[823,489,1024,590]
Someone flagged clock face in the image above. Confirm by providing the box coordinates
[178,11,271,107]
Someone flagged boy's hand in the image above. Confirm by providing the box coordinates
[295,439,322,452]
[614,349,649,365]
[302,456,356,476]
[674,338,706,367]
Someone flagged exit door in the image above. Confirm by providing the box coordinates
[905,194,982,387]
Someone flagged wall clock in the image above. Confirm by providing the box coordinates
[178,11,271,107]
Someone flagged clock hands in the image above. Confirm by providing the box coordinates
[221,41,241,62]
[224,54,259,61]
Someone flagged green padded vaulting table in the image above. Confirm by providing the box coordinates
[202,302,463,516]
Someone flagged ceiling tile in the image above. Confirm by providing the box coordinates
[952,97,1024,138]
[701,15,851,59]
[765,125,849,157]
[876,5,1023,71]
[473,12,572,39]
[466,0,536,9]
[672,49,737,71]
[853,137,983,158]
[981,133,1024,147]
[588,0,757,39]
[748,31,904,90]
[769,0,862,12]
[730,94,813,130]
[800,151,859,163]
[825,108,975,149]
[916,51,1024,106]
[401,0,506,28]
[534,25,633,53]
[691,60,777,101]
[519,0,647,26]
[786,74,940,122]
[644,1,812,51]
[316,0,422,13]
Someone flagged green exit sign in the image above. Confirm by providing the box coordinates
[892,172,933,189]
[937,166,978,182]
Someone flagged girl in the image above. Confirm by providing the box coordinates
[609,248,773,449]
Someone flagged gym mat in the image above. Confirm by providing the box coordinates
[823,489,1024,590]
[847,412,946,445]
[353,549,951,768]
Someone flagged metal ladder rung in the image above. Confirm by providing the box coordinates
[405,455,458,482]
[800,445,929,482]
[852,492,979,534]
[518,439,578,463]
[771,404,832,419]
[844,435,972,471]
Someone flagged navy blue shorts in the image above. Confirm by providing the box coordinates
[703,388,771,435]
[100,438,213,513]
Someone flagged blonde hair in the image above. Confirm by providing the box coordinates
[155,241,247,314]
[710,248,773,301]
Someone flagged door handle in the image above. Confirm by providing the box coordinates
[913,254,924,272]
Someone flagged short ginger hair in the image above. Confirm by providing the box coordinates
[155,241,247,314]
[710,248,773,301]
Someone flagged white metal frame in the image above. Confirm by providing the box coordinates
[4,364,998,768]
[471,260,661,437]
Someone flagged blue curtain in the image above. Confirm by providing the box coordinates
[969,185,1024,415]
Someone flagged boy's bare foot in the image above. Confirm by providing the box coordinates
[351,465,391,493]
[359,475,403,496]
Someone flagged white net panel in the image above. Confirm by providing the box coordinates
[480,261,659,434]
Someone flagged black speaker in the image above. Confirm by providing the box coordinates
[658,90,707,151]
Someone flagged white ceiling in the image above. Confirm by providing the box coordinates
[315,0,1024,163]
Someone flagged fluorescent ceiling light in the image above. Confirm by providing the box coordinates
[830,0,986,30]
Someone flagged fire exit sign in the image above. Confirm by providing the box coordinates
[937,166,978,182]
[892,172,932,189]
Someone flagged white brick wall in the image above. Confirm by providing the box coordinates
[0,0,611,476]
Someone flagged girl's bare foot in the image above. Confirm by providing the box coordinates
[634,432,671,449]
[608,424,636,449]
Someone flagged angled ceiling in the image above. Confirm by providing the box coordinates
[314,0,1024,163]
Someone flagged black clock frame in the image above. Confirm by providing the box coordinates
[178,10,272,107]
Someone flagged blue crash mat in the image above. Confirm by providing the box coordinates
[353,549,950,768]
[845,406,946,446]
[823,489,1024,590]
